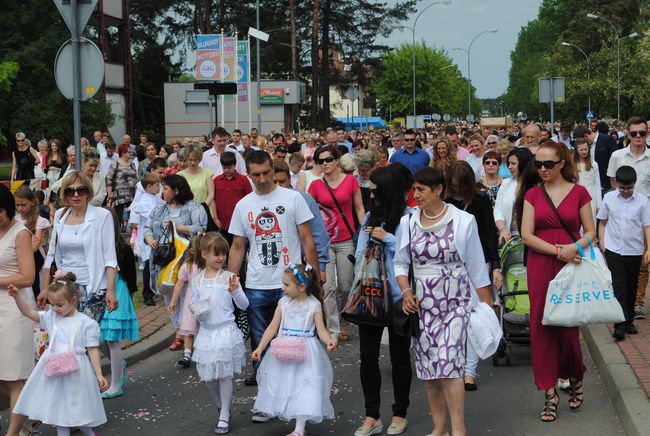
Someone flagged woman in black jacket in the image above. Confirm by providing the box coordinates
[446,161,502,391]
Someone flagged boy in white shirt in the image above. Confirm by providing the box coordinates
[597,166,650,341]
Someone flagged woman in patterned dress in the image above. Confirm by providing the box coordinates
[394,167,493,436]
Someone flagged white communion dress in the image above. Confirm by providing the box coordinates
[14,310,107,428]
[253,295,335,423]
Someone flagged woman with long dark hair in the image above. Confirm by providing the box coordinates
[353,163,413,436]
[494,148,534,244]
[521,141,595,422]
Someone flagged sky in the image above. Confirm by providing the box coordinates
[381,0,543,99]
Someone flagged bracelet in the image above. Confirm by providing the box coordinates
[583,235,593,245]
[401,288,413,296]
[555,245,561,257]
[493,268,502,273]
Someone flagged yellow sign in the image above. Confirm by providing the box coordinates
[85,86,95,94]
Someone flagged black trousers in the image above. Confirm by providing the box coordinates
[358,324,412,420]
[605,250,642,327]
[142,261,155,302]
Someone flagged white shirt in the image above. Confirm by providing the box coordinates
[552,134,573,150]
[493,177,518,231]
[290,170,302,189]
[200,147,247,176]
[606,146,650,197]
[465,154,484,180]
[228,186,313,289]
[99,152,118,177]
[597,191,650,255]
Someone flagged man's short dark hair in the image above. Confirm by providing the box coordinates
[561,121,573,132]
[220,151,237,167]
[149,157,168,169]
[574,125,591,139]
[232,129,241,135]
[245,150,273,171]
[274,145,288,155]
[596,121,609,134]
[627,116,648,129]
[211,126,229,139]
[404,128,416,136]
[616,165,637,185]
[445,125,458,135]
[273,158,291,177]
[271,133,285,143]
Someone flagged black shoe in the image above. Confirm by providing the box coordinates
[244,373,257,386]
[177,355,191,368]
[625,324,638,335]
[612,327,626,341]
[144,299,156,306]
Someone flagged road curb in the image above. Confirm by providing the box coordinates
[582,324,650,436]
[101,322,176,373]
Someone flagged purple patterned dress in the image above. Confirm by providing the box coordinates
[411,211,472,380]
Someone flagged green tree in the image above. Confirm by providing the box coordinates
[371,43,478,118]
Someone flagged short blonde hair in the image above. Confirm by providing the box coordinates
[496,139,513,154]
[186,143,203,161]
[59,171,94,205]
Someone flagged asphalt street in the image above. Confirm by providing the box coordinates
[3,332,623,436]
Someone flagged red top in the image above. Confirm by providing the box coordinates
[308,174,359,243]
[213,173,252,230]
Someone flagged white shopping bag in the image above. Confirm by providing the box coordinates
[542,245,624,327]
[468,302,503,359]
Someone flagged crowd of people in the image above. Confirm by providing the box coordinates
[1,116,649,435]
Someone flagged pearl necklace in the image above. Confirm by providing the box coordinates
[422,202,447,220]
[482,177,501,188]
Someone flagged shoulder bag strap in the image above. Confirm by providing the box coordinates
[52,207,70,255]
[408,213,415,289]
[323,177,355,238]
[541,184,579,241]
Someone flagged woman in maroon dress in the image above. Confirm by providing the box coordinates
[521,141,596,422]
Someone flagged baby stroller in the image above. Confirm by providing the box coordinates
[493,236,530,366]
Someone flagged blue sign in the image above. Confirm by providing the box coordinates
[586,110,596,119]
[422,115,432,120]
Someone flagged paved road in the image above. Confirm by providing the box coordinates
[4,334,622,435]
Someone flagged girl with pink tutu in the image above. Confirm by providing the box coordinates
[251,264,337,436]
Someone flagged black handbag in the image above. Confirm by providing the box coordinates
[392,213,421,338]
[152,224,176,266]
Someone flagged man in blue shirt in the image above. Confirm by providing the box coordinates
[389,128,431,173]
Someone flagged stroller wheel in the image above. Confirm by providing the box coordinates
[497,340,507,358]
[505,349,512,366]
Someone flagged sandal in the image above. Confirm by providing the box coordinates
[540,389,559,422]
[568,380,584,410]
[214,419,230,434]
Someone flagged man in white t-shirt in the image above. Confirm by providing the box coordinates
[200,126,247,176]
[228,150,320,394]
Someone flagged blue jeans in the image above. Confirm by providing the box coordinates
[246,288,284,370]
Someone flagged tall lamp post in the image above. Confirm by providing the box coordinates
[406,1,451,129]
[561,41,591,115]
[453,28,498,118]
[586,13,638,121]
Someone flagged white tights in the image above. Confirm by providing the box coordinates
[99,340,124,394]
[205,377,233,422]
[56,426,94,435]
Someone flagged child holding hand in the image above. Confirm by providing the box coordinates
[252,264,337,436]
[189,232,249,434]
[8,278,107,436]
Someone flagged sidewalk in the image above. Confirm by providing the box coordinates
[583,310,650,436]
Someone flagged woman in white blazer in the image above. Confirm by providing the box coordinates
[494,148,534,243]
[394,167,492,436]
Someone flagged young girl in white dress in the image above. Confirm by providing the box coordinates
[252,264,337,436]
[189,232,248,434]
[574,138,601,227]
[8,278,107,436]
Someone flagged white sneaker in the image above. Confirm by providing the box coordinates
[252,413,271,423]
[138,263,145,271]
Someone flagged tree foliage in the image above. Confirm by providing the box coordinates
[504,0,649,122]
[371,43,480,117]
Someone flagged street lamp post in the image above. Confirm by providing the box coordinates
[561,41,591,115]
[408,1,451,129]
[587,13,639,121]
[453,28,497,118]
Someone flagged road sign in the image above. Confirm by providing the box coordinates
[443,113,451,122]
[423,114,432,120]
[53,0,98,36]
[539,77,565,103]
[432,113,441,121]
[345,87,360,101]
[467,114,475,122]
[586,110,596,119]
[54,38,104,100]
[248,27,270,42]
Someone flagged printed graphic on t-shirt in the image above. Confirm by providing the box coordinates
[318,204,340,241]
[248,205,290,268]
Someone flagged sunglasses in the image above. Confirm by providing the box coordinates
[486,141,497,145]
[484,160,499,166]
[403,138,416,142]
[630,130,647,138]
[64,186,90,197]
[317,156,336,165]
[534,159,563,170]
